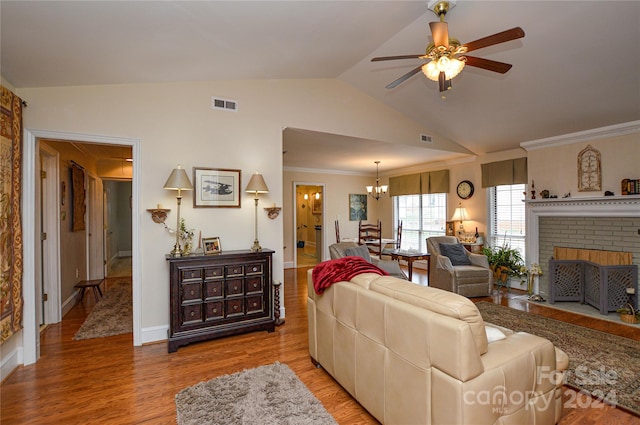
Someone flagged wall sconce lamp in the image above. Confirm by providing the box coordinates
[264,204,281,219]
[245,172,269,252]
[450,202,469,232]
[147,204,171,224]
[164,165,193,257]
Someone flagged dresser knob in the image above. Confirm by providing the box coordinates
[190,311,195,317]
[190,290,195,296]
[233,305,238,310]
[213,309,218,313]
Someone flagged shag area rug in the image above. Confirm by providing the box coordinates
[73,280,132,340]
[476,302,640,415]
[175,362,337,425]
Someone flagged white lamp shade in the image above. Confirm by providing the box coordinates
[163,165,193,191]
[245,172,269,194]
[450,206,468,222]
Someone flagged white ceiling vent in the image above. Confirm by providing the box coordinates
[211,97,238,112]
[420,134,433,143]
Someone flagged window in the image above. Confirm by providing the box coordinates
[488,184,526,256]
[394,193,447,251]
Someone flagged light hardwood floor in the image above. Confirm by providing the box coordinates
[1,266,638,424]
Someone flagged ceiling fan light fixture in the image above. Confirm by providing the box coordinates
[422,56,465,81]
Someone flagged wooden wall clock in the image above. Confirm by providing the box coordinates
[577,145,601,192]
[456,180,474,199]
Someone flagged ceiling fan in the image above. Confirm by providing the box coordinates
[371,0,525,96]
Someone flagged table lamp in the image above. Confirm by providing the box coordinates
[164,165,193,257]
[245,172,269,251]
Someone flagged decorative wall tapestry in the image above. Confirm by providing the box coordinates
[71,162,86,231]
[0,85,24,343]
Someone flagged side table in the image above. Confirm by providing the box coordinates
[387,250,430,281]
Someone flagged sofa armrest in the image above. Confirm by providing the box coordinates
[434,254,454,272]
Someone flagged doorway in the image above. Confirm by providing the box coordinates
[22,129,141,365]
[294,183,324,267]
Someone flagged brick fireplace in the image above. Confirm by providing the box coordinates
[525,196,640,297]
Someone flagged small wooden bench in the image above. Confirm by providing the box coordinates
[74,279,104,304]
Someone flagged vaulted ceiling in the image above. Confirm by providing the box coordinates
[2,1,639,173]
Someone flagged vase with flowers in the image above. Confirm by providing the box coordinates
[179,218,195,256]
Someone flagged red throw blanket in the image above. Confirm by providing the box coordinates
[312,256,388,294]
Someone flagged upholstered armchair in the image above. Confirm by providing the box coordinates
[427,236,493,297]
[329,242,408,280]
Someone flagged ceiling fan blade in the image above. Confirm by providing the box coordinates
[462,27,525,53]
[464,56,513,74]
[371,54,422,62]
[429,21,449,48]
[385,65,424,89]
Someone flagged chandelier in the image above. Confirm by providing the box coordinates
[366,161,388,201]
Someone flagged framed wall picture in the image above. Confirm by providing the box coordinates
[193,167,241,208]
[203,237,222,254]
[349,194,367,221]
[312,194,322,214]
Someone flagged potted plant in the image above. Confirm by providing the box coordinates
[481,243,527,290]
[616,303,639,324]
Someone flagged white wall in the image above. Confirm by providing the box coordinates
[16,78,448,340]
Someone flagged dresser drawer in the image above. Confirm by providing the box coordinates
[246,262,264,275]
[246,276,263,294]
[246,295,264,314]
[204,280,223,300]
[181,268,203,282]
[226,298,244,317]
[182,282,202,302]
[226,279,244,297]
[182,303,202,325]
[204,266,224,279]
[226,264,245,277]
[205,301,224,321]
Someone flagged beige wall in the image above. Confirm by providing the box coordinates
[17,78,451,335]
[526,133,639,197]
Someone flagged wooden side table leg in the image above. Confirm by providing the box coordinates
[272,281,285,326]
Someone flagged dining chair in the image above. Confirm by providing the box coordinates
[358,220,382,257]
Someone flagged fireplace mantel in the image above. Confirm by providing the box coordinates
[525,195,640,294]
[525,195,640,216]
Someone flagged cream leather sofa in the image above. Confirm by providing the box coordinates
[307,270,568,425]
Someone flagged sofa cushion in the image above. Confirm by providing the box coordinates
[345,244,372,263]
[439,243,472,266]
[367,276,488,355]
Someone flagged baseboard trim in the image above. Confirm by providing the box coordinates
[0,346,22,383]
[284,261,294,269]
[141,325,168,345]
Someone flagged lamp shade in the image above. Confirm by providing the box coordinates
[450,206,468,222]
[245,172,269,194]
[163,165,193,191]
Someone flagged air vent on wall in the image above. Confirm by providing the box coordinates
[211,97,238,112]
[420,134,433,143]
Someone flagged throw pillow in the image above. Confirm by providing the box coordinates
[485,325,507,343]
[345,244,372,263]
[439,243,472,266]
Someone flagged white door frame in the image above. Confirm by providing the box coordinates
[38,143,62,325]
[22,129,141,365]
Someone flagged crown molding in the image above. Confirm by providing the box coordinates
[520,121,640,151]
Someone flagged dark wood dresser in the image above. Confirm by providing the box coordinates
[167,249,275,352]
